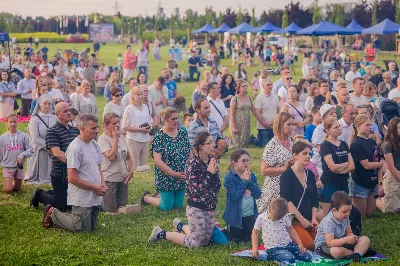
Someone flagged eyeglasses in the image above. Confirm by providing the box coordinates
[170,117,179,121]
[113,93,122,97]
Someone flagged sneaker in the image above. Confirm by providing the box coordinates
[173,218,182,233]
[42,204,53,229]
[30,188,40,208]
[141,191,151,205]
[148,226,163,244]
[118,204,141,215]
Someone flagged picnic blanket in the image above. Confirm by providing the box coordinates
[232,244,388,265]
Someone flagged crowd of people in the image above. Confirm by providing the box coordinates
[1,37,400,264]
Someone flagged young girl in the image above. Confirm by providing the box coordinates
[223,149,261,242]
[356,105,381,145]
[95,63,107,96]
[319,118,355,215]
[251,198,312,263]
[350,114,384,218]
[148,132,221,248]
[251,71,260,96]
[0,114,33,193]
[117,53,124,71]
[378,117,400,213]
[232,49,238,66]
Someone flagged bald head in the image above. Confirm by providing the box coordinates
[54,102,70,115]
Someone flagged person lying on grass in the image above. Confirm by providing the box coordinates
[314,191,370,262]
[251,197,312,264]
[148,131,221,248]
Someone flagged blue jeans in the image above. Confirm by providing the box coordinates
[258,129,274,147]
[267,242,312,264]
[189,68,200,81]
[138,66,148,83]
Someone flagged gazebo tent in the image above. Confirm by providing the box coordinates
[210,23,231,33]
[362,18,400,34]
[227,22,256,34]
[346,20,365,34]
[192,24,216,34]
[275,22,303,34]
[254,21,282,33]
[296,21,356,36]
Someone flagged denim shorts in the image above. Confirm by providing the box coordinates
[349,177,378,198]
[319,184,349,203]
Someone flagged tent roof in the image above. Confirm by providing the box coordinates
[254,21,282,33]
[275,22,303,34]
[227,22,256,34]
[210,23,231,33]
[192,24,216,34]
[346,20,365,34]
[296,21,356,36]
[362,18,400,34]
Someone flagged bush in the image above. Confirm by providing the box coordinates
[10,32,89,43]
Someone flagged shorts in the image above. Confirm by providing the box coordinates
[2,168,25,180]
[319,184,349,203]
[316,243,355,258]
[349,177,378,198]
[265,56,271,62]
[382,170,400,213]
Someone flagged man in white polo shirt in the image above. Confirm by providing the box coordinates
[338,103,357,146]
[345,63,361,91]
[207,82,228,134]
[254,78,280,146]
[388,77,400,104]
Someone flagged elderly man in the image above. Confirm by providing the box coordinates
[136,42,149,83]
[148,76,169,116]
[339,103,357,146]
[388,77,400,104]
[207,82,229,134]
[336,87,350,119]
[345,63,361,91]
[188,98,227,158]
[272,66,294,95]
[16,69,36,116]
[254,78,280,146]
[30,103,80,211]
[388,61,399,81]
[42,114,106,232]
[349,78,369,107]
[378,72,395,98]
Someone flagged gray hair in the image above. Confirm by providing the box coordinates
[382,71,392,79]
[342,103,355,114]
[261,78,273,87]
[77,113,98,127]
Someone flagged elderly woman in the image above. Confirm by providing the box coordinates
[378,72,395,98]
[25,94,57,185]
[103,86,123,118]
[98,112,134,213]
[123,45,137,84]
[280,85,308,137]
[0,70,17,119]
[329,70,340,92]
[30,84,49,115]
[142,107,190,211]
[122,86,157,172]
[83,60,96,94]
[74,80,98,116]
[257,112,294,214]
[105,71,124,102]
[363,65,372,82]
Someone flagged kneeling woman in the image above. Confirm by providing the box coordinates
[280,141,320,251]
[148,132,221,247]
[223,149,261,242]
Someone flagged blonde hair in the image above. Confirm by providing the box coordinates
[273,112,293,139]
[129,86,143,104]
[108,71,120,84]
[351,114,371,142]
[81,80,90,88]
[160,107,178,122]
[323,117,339,138]
[268,198,289,221]
[261,70,268,79]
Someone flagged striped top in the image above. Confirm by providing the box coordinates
[45,122,80,177]
[187,117,222,148]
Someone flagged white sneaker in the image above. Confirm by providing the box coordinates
[173,218,182,233]
[148,226,163,244]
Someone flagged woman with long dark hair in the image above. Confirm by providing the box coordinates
[235,63,247,81]
[220,74,236,108]
[297,79,310,107]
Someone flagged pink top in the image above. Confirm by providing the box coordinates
[305,161,320,181]
[123,51,136,70]
[95,70,107,88]
[251,78,260,90]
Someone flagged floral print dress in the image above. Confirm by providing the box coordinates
[151,129,190,192]
[257,137,294,214]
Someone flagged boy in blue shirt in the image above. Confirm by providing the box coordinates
[304,106,321,142]
[314,191,370,262]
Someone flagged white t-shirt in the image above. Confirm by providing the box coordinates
[75,67,85,83]
[103,101,123,118]
[277,86,289,103]
[254,212,292,250]
[66,138,103,207]
[345,71,361,91]
[148,84,169,115]
[48,89,65,101]
[207,96,228,130]
[388,88,400,101]
[254,93,280,129]
[122,104,152,142]
[349,93,368,107]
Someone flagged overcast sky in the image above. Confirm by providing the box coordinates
[1,0,354,18]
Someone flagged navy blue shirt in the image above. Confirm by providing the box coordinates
[373,39,382,49]
[188,56,200,71]
[220,85,236,108]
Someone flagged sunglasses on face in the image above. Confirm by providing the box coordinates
[113,93,122,97]
[286,77,292,80]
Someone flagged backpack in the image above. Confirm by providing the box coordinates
[376,98,400,137]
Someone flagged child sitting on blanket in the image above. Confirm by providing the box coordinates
[314,191,371,262]
[251,198,312,263]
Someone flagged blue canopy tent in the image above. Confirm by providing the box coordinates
[362,18,400,34]
[346,20,365,34]
[192,24,216,34]
[254,21,282,33]
[275,22,303,34]
[296,21,356,36]
[210,23,231,33]
[227,22,256,34]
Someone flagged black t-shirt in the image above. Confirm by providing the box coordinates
[320,140,350,188]
[280,167,319,221]
[383,142,400,171]
[314,94,338,107]
[369,75,383,87]
[350,136,379,188]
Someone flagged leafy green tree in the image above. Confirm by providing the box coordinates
[25,23,34,33]
[138,17,143,41]
[282,9,289,28]
[396,0,400,24]
[250,8,257,26]
[334,4,344,25]
[236,7,244,25]
[312,0,321,24]
[371,0,377,25]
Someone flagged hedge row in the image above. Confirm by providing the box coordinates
[10,33,89,43]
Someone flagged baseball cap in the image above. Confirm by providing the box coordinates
[320,104,335,117]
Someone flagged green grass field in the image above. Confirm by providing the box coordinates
[1,43,400,265]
